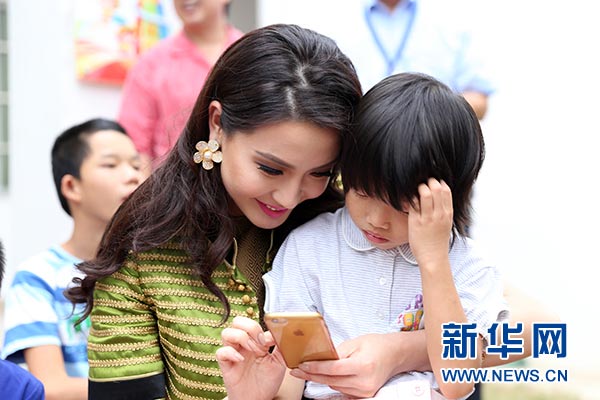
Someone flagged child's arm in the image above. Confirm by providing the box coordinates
[217,316,302,400]
[24,345,87,400]
[410,179,479,399]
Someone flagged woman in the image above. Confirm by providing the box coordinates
[67,24,363,399]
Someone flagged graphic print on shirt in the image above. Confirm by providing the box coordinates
[396,293,424,331]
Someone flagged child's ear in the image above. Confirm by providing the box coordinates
[60,174,82,205]
[207,100,224,143]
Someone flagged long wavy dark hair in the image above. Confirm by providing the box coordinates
[66,24,362,321]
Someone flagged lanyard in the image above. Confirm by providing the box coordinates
[364,1,417,76]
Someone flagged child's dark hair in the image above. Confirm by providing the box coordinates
[342,72,485,236]
[51,118,127,216]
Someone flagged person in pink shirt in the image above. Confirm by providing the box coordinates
[118,0,243,175]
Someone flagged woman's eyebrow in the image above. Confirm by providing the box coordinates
[255,151,293,169]
[255,151,337,171]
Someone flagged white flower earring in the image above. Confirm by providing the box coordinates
[193,139,223,170]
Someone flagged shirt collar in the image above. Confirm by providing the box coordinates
[365,0,417,13]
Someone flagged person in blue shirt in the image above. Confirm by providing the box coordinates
[325,0,494,119]
[0,240,45,400]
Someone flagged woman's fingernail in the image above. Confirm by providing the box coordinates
[257,333,266,346]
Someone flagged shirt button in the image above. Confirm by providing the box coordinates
[242,294,251,304]
[246,307,255,316]
[379,277,386,285]
[377,311,385,320]
[413,382,427,396]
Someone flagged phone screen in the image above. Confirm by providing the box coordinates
[264,312,339,368]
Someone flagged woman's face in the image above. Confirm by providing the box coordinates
[210,103,339,230]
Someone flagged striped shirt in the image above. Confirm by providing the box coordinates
[1,246,90,377]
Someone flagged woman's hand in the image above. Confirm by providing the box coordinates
[216,316,286,400]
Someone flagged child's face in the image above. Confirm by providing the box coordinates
[74,130,142,224]
[346,189,409,250]
[217,120,339,230]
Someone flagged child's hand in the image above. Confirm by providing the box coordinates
[290,333,407,398]
[216,316,286,400]
[408,178,453,268]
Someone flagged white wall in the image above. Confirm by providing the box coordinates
[0,0,181,291]
[469,0,600,377]
[1,0,598,391]
[1,0,121,293]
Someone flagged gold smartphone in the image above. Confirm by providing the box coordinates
[264,311,339,369]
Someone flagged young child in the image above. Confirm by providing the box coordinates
[217,72,507,400]
[1,119,142,399]
[0,240,46,400]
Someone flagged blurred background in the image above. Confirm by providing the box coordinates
[0,0,598,398]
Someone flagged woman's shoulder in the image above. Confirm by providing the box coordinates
[123,240,194,274]
[96,241,198,293]
[130,240,188,256]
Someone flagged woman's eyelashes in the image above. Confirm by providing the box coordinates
[257,163,333,178]
[257,164,283,176]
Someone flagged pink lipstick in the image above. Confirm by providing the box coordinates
[257,200,288,219]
